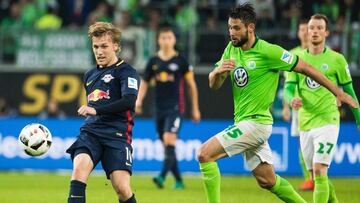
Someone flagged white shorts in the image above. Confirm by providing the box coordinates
[215,120,273,170]
[290,110,299,137]
[300,124,339,170]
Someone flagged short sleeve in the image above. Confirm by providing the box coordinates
[266,43,299,72]
[118,66,140,96]
[143,57,155,82]
[180,56,192,75]
[336,54,352,85]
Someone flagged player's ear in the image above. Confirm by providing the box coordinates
[248,23,255,33]
[325,30,330,37]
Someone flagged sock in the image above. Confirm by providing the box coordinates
[68,180,86,203]
[119,193,137,203]
[299,149,311,180]
[328,180,338,203]
[160,145,176,178]
[170,147,182,182]
[270,174,307,203]
[314,175,329,203]
[199,162,221,203]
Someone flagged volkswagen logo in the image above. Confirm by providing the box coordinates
[234,68,248,87]
[305,77,321,89]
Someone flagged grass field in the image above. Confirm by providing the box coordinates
[1,172,360,203]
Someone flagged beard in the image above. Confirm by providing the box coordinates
[232,30,249,47]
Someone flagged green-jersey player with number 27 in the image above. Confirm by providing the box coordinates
[197,3,359,203]
[285,14,360,203]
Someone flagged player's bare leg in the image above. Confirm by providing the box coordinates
[197,136,228,203]
[110,170,136,203]
[68,153,93,203]
[252,163,307,203]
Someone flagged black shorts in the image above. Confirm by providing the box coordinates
[156,111,182,141]
[66,132,133,179]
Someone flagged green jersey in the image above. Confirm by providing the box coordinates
[215,38,299,124]
[286,47,352,131]
[283,46,306,95]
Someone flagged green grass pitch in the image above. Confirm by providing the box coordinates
[1,172,360,203]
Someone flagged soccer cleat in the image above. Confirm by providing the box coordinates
[299,179,314,191]
[172,181,185,189]
[152,176,164,189]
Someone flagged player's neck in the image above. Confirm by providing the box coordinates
[309,43,325,55]
[158,49,177,60]
[301,41,308,49]
[99,56,119,68]
[241,34,256,51]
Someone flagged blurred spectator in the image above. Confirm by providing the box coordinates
[35,5,62,29]
[20,0,41,28]
[86,1,112,27]
[60,0,93,27]
[38,98,66,119]
[174,0,199,54]
[1,1,22,63]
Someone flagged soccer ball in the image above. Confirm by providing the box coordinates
[18,123,52,156]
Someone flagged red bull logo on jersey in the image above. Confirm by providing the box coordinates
[155,71,175,82]
[87,89,110,102]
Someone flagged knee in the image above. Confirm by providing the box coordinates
[113,183,132,200]
[197,145,211,163]
[256,176,276,189]
[313,163,327,177]
[71,166,89,182]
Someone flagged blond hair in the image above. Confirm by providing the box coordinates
[88,22,121,52]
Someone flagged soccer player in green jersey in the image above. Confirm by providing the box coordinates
[197,4,358,203]
[283,19,314,191]
[284,14,360,203]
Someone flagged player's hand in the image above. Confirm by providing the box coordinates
[337,91,359,109]
[135,100,143,115]
[336,97,342,107]
[291,97,303,110]
[77,105,96,116]
[191,108,201,123]
[282,105,291,121]
[216,59,236,75]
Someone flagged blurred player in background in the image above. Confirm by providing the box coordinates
[66,22,139,203]
[136,26,201,189]
[282,19,314,191]
[197,3,358,203]
[284,14,360,203]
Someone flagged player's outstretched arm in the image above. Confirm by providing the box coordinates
[209,59,235,90]
[184,71,201,122]
[135,79,148,115]
[342,83,360,131]
[293,59,358,109]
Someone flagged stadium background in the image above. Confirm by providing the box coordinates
[0,0,360,202]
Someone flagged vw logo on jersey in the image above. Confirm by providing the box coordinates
[168,63,179,71]
[234,67,248,87]
[305,77,321,89]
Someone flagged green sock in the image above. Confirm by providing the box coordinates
[328,179,338,203]
[299,150,311,180]
[199,162,221,203]
[270,174,307,203]
[314,175,329,203]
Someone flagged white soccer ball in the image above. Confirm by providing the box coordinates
[18,123,52,156]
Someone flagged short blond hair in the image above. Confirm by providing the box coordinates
[88,22,121,52]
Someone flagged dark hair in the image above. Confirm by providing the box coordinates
[157,26,176,39]
[310,14,329,30]
[229,3,256,26]
[298,18,308,25]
